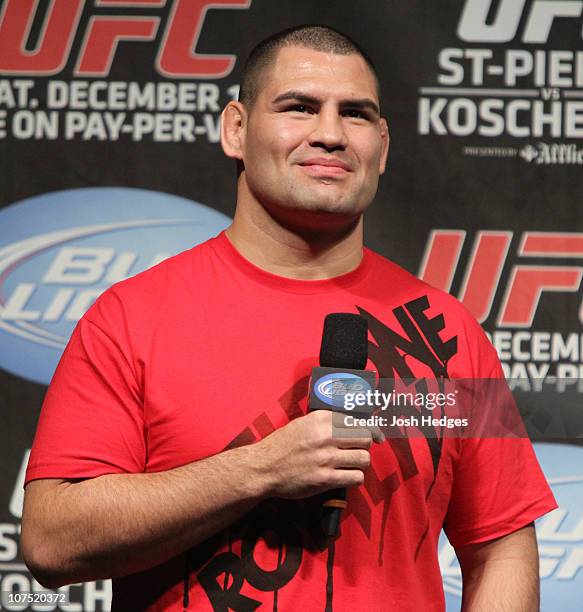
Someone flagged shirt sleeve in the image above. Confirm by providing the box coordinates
[443,321,557,548]
[443,436,557,548]
[25,288,147,485]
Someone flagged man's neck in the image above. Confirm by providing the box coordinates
[226,199,364,281]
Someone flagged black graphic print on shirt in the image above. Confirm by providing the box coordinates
[186,295,458,611]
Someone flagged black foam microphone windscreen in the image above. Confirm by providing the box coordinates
[319,313,368,370]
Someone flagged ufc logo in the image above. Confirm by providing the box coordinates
[0,0,250,77]
[418,231,583,327]
[458,0,583,43]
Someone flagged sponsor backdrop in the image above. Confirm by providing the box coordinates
[0,0,581,609]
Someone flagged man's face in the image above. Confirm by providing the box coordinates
[237,45,389,225]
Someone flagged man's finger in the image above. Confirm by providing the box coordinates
[331,413,386,444]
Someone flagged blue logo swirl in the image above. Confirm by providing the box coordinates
[314,372,371,408]
[0,187,230,385]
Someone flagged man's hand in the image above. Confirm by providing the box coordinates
[252,409,384,499]
[455,523,540,612]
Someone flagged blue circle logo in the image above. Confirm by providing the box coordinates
[314,372,371,409]
[0,187,230,385]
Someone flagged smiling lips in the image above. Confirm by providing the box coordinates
[298,157,352,177]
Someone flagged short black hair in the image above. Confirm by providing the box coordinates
[239,25,381,109]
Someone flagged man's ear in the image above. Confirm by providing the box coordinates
[378,118,390,175]
[221,101,247,161]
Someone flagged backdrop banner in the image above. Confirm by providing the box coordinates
[1,1,581,609]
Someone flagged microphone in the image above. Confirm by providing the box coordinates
[309,313,376,538]
[319,313,368,371]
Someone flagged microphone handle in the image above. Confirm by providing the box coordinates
[321,487,347,538]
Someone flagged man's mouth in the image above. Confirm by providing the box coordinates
[298,158,351,177]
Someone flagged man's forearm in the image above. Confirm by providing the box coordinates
[23,410,377,589]
[22,444,268,588]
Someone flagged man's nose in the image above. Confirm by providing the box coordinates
[308,108,348,151]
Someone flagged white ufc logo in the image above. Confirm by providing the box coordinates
[458,0,583,43]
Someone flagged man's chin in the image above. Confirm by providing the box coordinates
[287,189,361,214]
[296,198,365,218]
[265,199,363,234]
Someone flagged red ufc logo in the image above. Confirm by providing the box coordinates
[0,0,250,77]
[419,231,583,327]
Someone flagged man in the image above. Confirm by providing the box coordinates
[22,26,556,611]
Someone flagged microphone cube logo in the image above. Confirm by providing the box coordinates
[312,370,373,410]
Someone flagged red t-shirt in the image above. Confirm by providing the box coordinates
[26,232,557,611]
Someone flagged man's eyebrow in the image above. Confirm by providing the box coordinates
[272,91,380,116]
[342,98,380,116]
